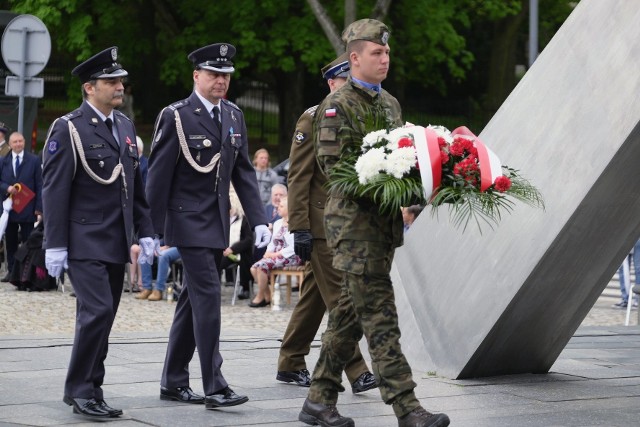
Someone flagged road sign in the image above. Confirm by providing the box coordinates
[1,14,51,134]
[5,76,43,98]
[1,14,50,77]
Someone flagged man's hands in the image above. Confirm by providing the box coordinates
[138,237,160,265]
[293,230,313,262]
[254,224,271,248]
[45,248,68,278]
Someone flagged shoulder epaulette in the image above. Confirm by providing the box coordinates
[222,99,241,111]
[304,105,319,117]
[169,99,189,111]
[113,109,132,122]
[61,110,82,122]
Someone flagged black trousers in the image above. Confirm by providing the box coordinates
[5,221,34,272]
[161,247,227,395]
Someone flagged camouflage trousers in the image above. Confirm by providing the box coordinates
[307,240,420,418]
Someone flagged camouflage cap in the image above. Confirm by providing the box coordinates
[342,19,390,46]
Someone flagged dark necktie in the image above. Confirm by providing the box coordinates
[15,155,20,176]
[212,106,221,133]
[105,118,113,133]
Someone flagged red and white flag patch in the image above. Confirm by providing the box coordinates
[325,108,337,117]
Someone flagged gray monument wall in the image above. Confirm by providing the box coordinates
[393,0,640,379]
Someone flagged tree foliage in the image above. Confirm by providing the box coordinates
[7,0,577,154]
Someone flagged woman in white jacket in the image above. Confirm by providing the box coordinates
[249,196,301,307]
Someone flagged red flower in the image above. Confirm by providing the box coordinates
[494,176,512,192]
[437,136,448,147]
[397,137,413,148]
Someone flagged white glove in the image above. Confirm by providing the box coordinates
[138,237,159,265]
[254,224,271,248]
[45,247,68,278]
[2,197,12,212]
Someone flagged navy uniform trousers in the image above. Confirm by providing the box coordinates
[65,260,125,399]
[161,247,227,395]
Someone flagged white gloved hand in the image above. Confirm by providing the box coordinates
[254,224,271,248]
[138,237,159,265]
[2,197,12,212]
[45,247,68,278]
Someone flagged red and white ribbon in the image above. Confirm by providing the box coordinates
[409,126,442,199]
[451,126,502,192]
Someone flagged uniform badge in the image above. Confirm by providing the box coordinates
[92,118,99,123]
[47,140,58,154]
[295,131,306,144]
[195,108,201,113]
[155,129,162,142]
[325,108,337,117]
[99,161,105,168]
[381,31,389,45]
[231,111,237,122]
[111,48,118,60]
[220,44,228,56]
[203,139,212,147]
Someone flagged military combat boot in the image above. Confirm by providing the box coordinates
[398,406,450,427]
[298,398,354,427]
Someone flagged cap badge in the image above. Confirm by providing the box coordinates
[220,45,228,57]
[111,48,117,61]
[381,32,389,44]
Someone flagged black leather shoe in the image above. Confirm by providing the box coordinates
[276,369,311,387]
[351,371,377,394]
[237,289,250,300]
[248,299,269,307]
[62,396,111,419]
[205,387,248,409]
[97,399,123,417]
[398,407,450,427]
[299,398,354,427]
[160,386,205,404]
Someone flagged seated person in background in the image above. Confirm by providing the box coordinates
[249,196,301,307]
[402,204,424,234]
[136,243,181,301]
[128,242,142,292]
[255,183,288,263]
[218,187,254,300]
[265,183,287,225]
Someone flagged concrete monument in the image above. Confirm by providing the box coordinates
[393,0,640,379]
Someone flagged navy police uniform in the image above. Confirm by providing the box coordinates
[146,43,266,398]
[42,47,153,406]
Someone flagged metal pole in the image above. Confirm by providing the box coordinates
[529,0,539,68]
[17,26,29,135]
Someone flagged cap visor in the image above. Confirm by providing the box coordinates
[200,65,235,74]
[95,69,129,79]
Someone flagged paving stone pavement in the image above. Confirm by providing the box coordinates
[1,277,639,426]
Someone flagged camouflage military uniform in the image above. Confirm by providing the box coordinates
[278,104,371,382]
[308,76,420,418]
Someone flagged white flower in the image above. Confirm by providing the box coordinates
[427,125,453,144]
[362,129,390,150]
[385,146,416,178]
[355,147,387,184]
[388,129,413,150]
